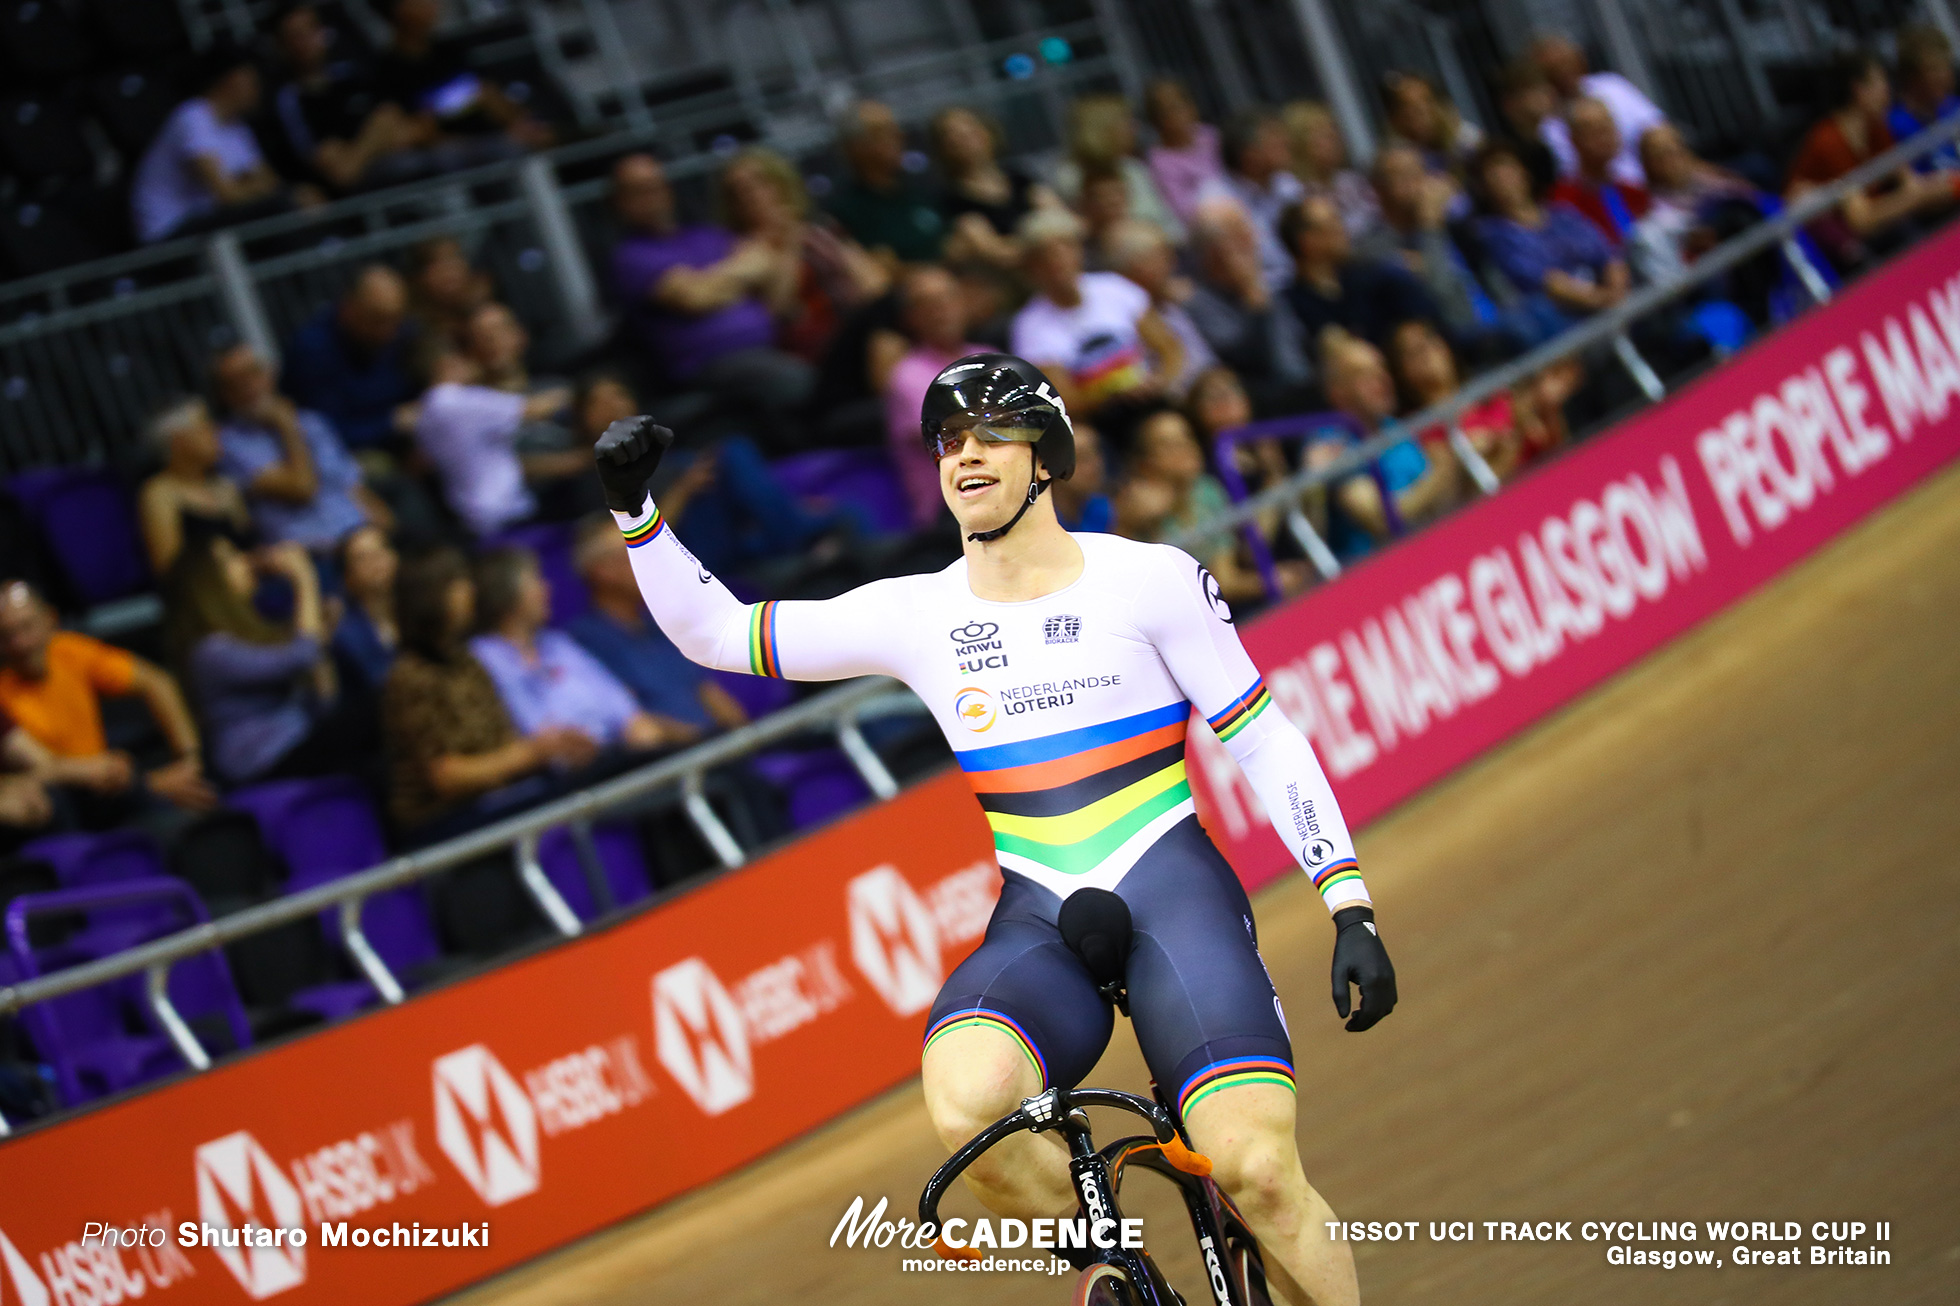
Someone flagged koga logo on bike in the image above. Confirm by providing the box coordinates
[1196,1232,1233,1306]
[193,1131,309,1299]
[953,687,998,732]
[652,958,755,1117]
[847,865,943,1016]
[432,1044,542,1208]
[950,621,1008,673]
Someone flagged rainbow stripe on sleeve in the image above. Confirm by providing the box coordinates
[1206,678,1272,744]
[747,601,783,678]
[1310,858,1363,897]
[620,504,665,549]
[956,702,1193,879]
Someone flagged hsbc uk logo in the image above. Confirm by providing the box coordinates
[432,1045,541,1208]
[847,863,997,1017]
[651,945,852,1117]
[0,1230,47,1306]
[194,1132,308,1299]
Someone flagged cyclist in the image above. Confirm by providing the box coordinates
[594,354,1395,1306]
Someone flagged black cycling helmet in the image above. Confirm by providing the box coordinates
[921,353,1075,543]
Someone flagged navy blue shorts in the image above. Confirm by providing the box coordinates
[924,816,1295,1123]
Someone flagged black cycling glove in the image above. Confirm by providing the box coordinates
[1331,905,1397,1032]
[593,416,675,514]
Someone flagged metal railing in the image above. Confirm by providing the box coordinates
[1167,103,1960,568]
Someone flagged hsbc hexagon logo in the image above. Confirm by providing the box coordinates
[194,1131,308,1299]
[0,1229,48,1306]
[847,865,943,1016]
[432,1044,541,1207]
[651,957,753,1117]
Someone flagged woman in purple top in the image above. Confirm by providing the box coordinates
[1471,139,1629,341]
[466,546,694,757]
[1144,79,1225,226]
[165,534,372,784]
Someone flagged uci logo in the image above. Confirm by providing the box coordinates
[954,687,998,732]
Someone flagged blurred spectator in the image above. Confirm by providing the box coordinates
[0,581,215,816]
[165,534,366,785]
[1010,209,1183,416]
[1279,195,1442,352]
[1078,165,1136,271]
[331,524,399,698]
[469,546,691,755]
[1471,141,1628,341]
[932,106,1056,268]
[1187,365,1289,507]
[407,236,494,376]
[885,266,987,527]
[720,148,888,363]
[1105,219,1217,397]
[1632,124,1765,288]
[1319,329,1460,551]
[137,397,253,576]
[382,549,591,836]
[1281,101,1380,238]
[285,265,420,451]
[1359,143,1495,346]
[212,343,389,557]
[131,41,320,243]
[1788,50,1958,268]
[0,714,55,847]
[1053,94,1184,244]
[1117,407,1270,602]
[1550,98,1651,247]
[1051,421,1114,534]
[1381,71,1483,179]
[573,374,847,580]
[825,100,948,265]
[1144,78,1225,226]
[1491,58,1563,198]
[567,517,749,734]
[1387,318,1525,482]
[609,153,815,418]
[1532,31,1665,184]
[413,326,573,537]
[373,0,551,152]
[1890,24,1960,172]
[1200,108,1305,291]
[1184,204,1314,409]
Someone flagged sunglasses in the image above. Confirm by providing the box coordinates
[928,419,1047,461]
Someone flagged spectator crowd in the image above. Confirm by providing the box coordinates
[5,10,1959,1065]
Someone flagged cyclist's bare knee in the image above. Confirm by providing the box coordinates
[921,1025,1043,1151]
[1184,1083,1312,1224]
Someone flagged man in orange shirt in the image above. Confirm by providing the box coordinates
[0,581,216,817]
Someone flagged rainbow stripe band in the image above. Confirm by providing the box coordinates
[1207,679,1272,744]
[1176,1057,1296,1118]
[1310,858,1362,894]
[748,601,782,678]
[923,1009,1047,1084]
[620,505,665,549]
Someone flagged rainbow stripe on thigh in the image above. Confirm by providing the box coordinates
[1175,1056,1296,1119]
[923,1007,1048,1086]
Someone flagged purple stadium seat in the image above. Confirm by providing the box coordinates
[748,747,872,831]
[6,879,252,1107]
[19,831,172,956]
[487,520,589,626]
[712,668,796,719]
[536,823,653,920]
[768,448,912,535]
[7,467,152,607]
[228,777,443,980]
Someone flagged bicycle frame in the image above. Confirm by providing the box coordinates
[918,1084,1273,1305]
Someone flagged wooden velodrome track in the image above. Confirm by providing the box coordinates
[450,462,1960,1306]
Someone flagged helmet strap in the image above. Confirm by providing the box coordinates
[966,455,1051,544]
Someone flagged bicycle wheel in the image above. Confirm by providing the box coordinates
[1072,1263,1140,1305]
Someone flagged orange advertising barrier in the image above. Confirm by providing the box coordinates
[0,770,997,1305]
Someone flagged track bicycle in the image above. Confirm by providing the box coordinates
[919,888,1276,1306]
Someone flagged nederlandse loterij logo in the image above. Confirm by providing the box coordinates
[847,865,943,1016]
[431,1045,541,1208]
[954,686,998,732]
[651,958,754,1116]
[194,1131,308,1299]
[0,1229,49,1306]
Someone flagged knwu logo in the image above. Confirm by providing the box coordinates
[651,958,753,1116]
[0,1229,48,1306]
[432,1045,541,1208]
[194,1132,307,1299]
[847,866,943,1016]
